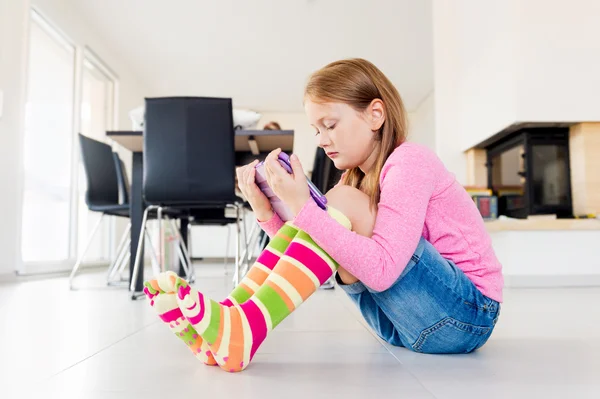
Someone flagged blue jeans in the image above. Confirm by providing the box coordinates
[336,237,501,354]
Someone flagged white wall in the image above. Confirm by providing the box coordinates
[433,0,467,183]
[433,0,517,183]
[0,0,30,276]
[433,0,600,182]
[407,92,436,150]
[514,0,600,122]
[454,1,517,152]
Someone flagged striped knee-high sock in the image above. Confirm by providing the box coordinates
[176,210,352,372]
[143,272,216,365]
[144,222,299,365]
[223,223,299,306]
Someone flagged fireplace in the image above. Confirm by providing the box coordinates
[483,126,573,219]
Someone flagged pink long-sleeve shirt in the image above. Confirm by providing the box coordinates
[258,142,503,303]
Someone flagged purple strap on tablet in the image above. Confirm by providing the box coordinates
[254,152,328,221]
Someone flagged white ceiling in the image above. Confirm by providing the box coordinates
[68,0,433,112]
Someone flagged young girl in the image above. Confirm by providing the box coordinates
[143,58,503,372]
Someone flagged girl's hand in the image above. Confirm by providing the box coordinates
[264,148,310,217]
[236,160,274,222]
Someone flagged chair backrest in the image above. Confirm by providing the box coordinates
[311,147,343,193]
[112,152,130,205]
[143,96,237,205]
[78,133,119,207]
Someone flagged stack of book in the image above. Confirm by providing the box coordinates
[464,186,498,220]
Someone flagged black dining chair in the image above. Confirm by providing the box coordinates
[130,96,248,292]
[70,134,162,289]
[103,151,136,285]
[69,134,132,288]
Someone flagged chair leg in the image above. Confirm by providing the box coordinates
[116,251,130,280]
[167,217,194,283]
[241,221,261,266]
[239,222,261,278]
[175,244,191,281]
[232,204,243,286]
[69,214,105,289]
[106,223,131,283]
[157,207,164,272]
[106,242,131,288]
[130,206,155,292]
[107,237,130,284]
[145,229,161,277]
[185,221,194,277]
[224,223,232,274]
[241,208,250,273]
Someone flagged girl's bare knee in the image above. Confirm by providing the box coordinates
[326,185,376,237]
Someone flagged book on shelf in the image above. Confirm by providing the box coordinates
[462,186,498,219]
[472,195,498,220]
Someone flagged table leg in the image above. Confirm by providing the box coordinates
[178,217,189,277]
[130,152,145,297]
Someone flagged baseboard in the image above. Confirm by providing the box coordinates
[17,261,110,276]
[505,274,600,288]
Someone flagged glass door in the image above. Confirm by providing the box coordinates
[21,11,76,265]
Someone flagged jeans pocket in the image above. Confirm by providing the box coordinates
[412,317,491,354]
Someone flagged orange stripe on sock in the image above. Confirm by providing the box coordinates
[188,336,203,353]
[246,267,269,286]
[210,306,226,355]
[225,308,245,371]
[150,280,160,292]
[265,280,295,312]
[238,282,255,296]
[275,231,293,243]
[274,260,315,300]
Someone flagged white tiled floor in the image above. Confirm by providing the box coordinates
[1,264,599,399]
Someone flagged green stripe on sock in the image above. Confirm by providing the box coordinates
[295,230,316,245]
[203,300,222,344]
[254,285,290,327]
[269,226,298,254]
[229,286,252,304]
[279,223,299,238]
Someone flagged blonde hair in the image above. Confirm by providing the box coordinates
[304,58,408,208]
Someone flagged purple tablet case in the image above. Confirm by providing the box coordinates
[255,152,327,221]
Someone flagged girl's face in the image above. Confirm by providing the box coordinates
[304,98,385,173]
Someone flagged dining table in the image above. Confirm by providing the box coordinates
[107,129,294,299]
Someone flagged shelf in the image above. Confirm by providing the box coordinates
[484,218,600,232]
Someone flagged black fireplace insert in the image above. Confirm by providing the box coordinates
[485,127,573,219]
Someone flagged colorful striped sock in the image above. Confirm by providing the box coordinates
[175,210,351,372]
[143,273,217,365]
[144,222,299,365]
[224,223,299,306]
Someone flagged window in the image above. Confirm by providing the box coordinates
[21,12,76,263]
[21,10,118,271]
